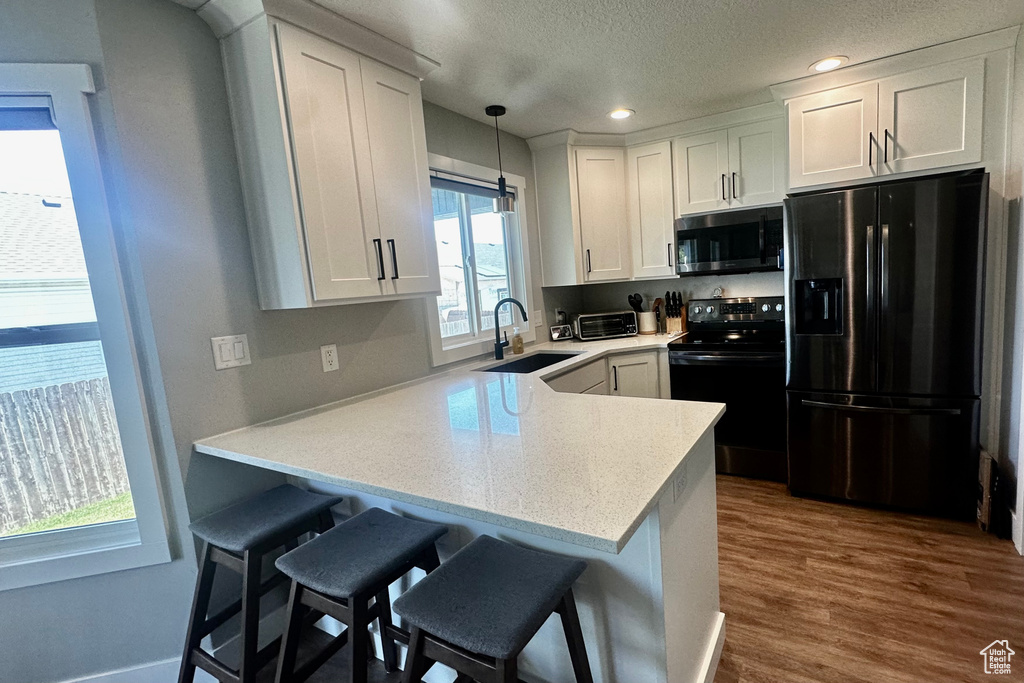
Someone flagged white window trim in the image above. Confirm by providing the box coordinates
[424,153,535,367]
[0,64,172,590]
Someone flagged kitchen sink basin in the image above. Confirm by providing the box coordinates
[480,351,580,374]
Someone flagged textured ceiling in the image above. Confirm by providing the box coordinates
[178,0,1024,139]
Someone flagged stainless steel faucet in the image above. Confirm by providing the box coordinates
[493,297,528,360]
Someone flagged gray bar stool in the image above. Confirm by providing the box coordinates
[393,535,593,683]
[273,507,448,683]
[178,484,343,683]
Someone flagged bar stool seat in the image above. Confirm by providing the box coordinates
[276,507,448,597]
[393,536,593,683]
[189,484,343,553]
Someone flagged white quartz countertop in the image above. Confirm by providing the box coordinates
[193,333,724,554]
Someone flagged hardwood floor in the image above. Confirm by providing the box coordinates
[714,475,1024,683]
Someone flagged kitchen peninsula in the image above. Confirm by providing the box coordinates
[193,336,725,683]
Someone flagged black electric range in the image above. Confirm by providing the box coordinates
[668,296,788,481]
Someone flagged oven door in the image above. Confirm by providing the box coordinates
[669,352,786,481]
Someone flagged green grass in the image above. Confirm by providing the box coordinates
[5,491,136,537]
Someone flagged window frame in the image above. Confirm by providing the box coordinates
[0,64,171,590]
[424,154,535,367]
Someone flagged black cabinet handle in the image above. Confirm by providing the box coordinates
[667,243,672,268]
[612,365,618,392]
[721,174,726,201]
[372,238,385,280]
[731,172,737,199]
[586,249,592,274]
[868,132,874,166]
[883,129,889,164]
[386,238,399,279]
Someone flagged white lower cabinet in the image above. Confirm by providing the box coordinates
[545,359,607,394]
[608,351,660,398]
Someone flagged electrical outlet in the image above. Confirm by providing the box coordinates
[211,334,251,370]
[320,344,339,372]
[672,462,688,503]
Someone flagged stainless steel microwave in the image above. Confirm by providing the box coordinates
[675,205,784,275]
[572,311,637,340]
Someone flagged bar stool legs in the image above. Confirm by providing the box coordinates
[178,508,336,683]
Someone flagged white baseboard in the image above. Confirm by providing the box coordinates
[699,612,727,683]
[1012,507,1022,555]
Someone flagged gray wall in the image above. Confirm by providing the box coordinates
[422,101,545,326]
[0,3,546,680]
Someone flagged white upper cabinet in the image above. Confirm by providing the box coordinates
[673,129,730,215]
[787,81,879,189]
[575,147,631,282]
[877,60,984,175]
[673,119,785,216]
[627,141,676,279]
[360,59,439,296]
[785,57,985,189]
[277,25,384,301]
[220,19,439,309]
[727,119,786,207]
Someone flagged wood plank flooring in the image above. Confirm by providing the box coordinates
[714,475,1024,683]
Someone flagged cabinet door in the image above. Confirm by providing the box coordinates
[878,59,984,175]
[788,82,878,189]
[276,24,385,300]
[727,119,785,207]
[627,141,676,279]
[575,147,631,281]
[361,59,440,296]
[673,130,730,215]
[609,352,659,398]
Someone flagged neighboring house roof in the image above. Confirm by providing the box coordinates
[0,191,86,281]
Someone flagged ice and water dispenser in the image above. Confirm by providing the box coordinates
[794,278,843,335]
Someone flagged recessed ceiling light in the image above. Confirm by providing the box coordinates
[609,108,635,120]
[810,56,848,73]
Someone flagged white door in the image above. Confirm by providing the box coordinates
[276,24,385,301]
[788,81,879,189]
[609,352,659,398]
[727,119,785,207]
[878,59,984,175]
[627,141,676,279]
[673,130,730,216]
[361,59,440,296]
[575,147,631,282]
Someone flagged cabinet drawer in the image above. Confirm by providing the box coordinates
[545,359,607,394]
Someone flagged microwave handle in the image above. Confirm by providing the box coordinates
[758,212,766,264]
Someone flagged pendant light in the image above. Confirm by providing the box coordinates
[486,105,516,214]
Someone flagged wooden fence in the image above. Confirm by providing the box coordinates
[0,377,130,535]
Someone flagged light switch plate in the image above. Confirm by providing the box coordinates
[321,344,339,372]
[672,461,688,503]
[211,334,251,370]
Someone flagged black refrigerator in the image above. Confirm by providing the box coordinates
[784,170,987,519]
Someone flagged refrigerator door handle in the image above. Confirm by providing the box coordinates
[880,224,890,317]
[800,399,962,416]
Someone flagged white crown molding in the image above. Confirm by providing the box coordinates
[527,101,784,151]
[770,24,1020,102]
[195,0,440,79]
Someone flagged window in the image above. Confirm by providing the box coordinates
[0,65,170,590]
[425,155,534,366]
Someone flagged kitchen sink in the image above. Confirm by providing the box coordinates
[480,351,580,374]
